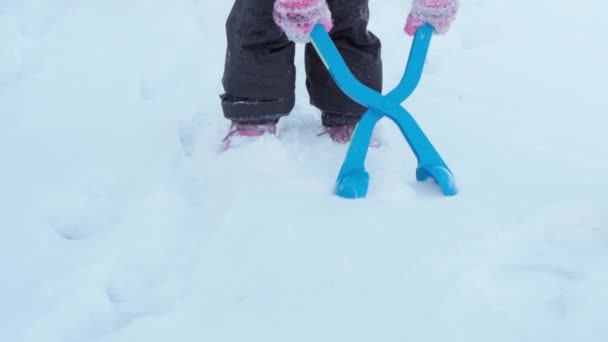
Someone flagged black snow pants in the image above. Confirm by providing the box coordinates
[221,0,382,127]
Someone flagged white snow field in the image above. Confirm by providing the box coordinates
[1,0,607,341]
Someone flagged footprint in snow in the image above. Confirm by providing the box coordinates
[43,192,127,240]
[0,41,44,91]
[15,0,73,38]
[486,263,584,318]
[539,204,608,253]
[24,262,185,342]
[106,263,185,320]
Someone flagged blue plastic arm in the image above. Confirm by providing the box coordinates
[310,24,458,198]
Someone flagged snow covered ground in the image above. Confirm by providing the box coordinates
[1,0,607,341]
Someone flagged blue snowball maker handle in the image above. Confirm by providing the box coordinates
[310,24,458,198]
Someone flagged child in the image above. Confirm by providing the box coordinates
[221,0,458,147]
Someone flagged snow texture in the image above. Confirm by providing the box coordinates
[1,0,607,341]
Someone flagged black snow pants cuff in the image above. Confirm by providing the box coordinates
[221,0,295,125]
[220,94,293,124]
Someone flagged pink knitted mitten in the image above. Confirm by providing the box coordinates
[273,0,333,43]
[404,0,459,36]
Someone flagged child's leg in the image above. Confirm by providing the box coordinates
[304,0,382,127]
[222,0,296,124]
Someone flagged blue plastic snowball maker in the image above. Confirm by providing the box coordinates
[310,23,458,199]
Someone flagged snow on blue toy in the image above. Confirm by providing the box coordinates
[310,23,458,199]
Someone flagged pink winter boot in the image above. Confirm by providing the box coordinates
[404,0,459,36]
[324,125,380,148]
[273,0,333,43]
[222,122,277,150]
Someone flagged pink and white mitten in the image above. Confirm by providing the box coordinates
[404,0,459,36]
[273,0,333,43]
